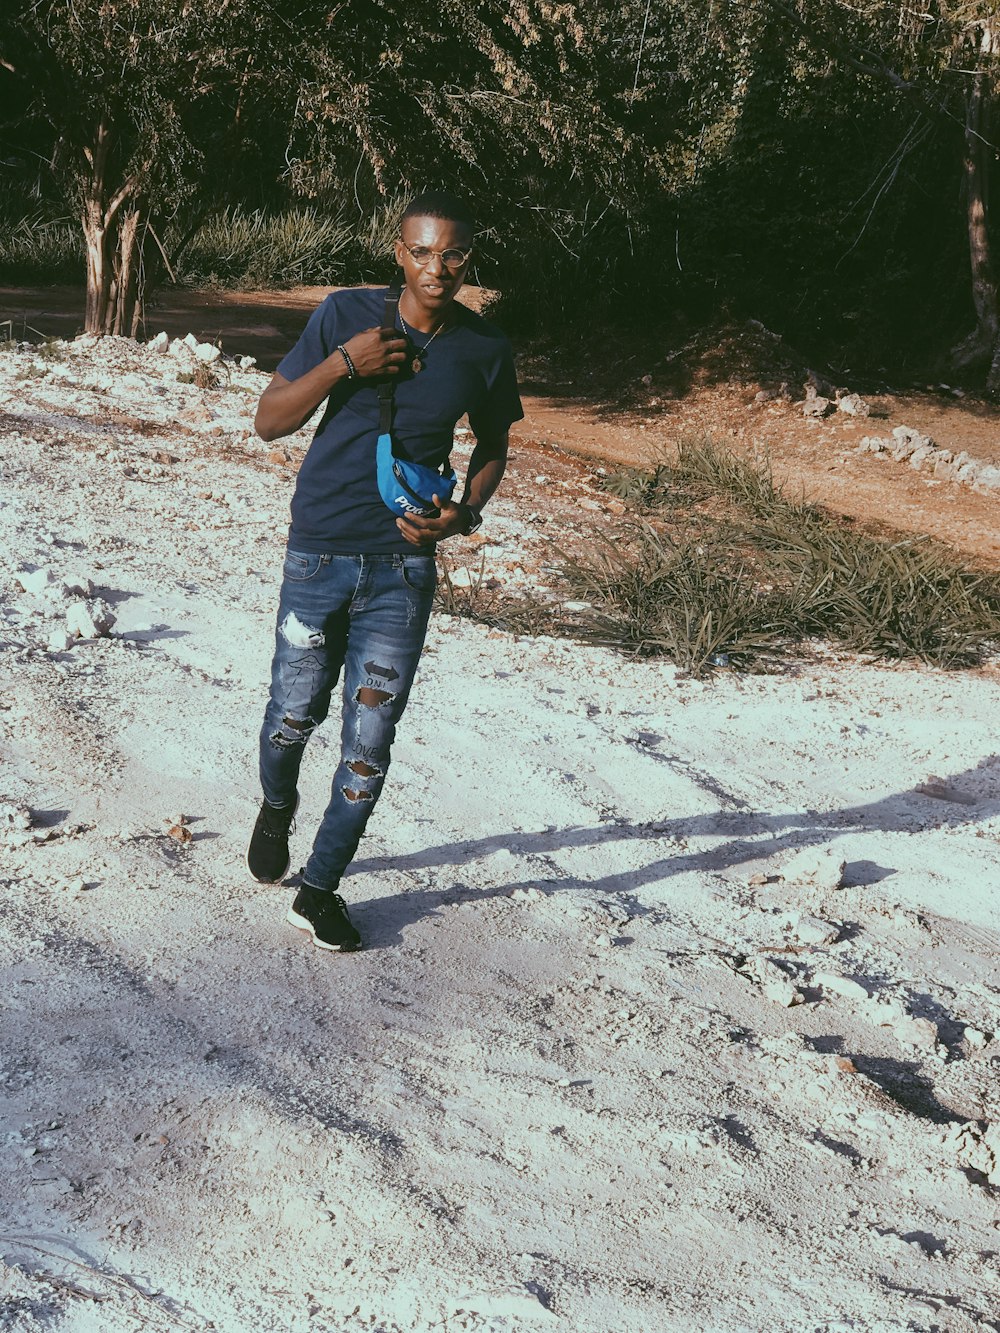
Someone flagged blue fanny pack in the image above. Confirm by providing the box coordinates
[375,284,457,519]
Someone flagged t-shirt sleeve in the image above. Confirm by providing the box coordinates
[276,295,338,381]
[468,339,524,439]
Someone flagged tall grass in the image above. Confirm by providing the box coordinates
[174,206,356,287]
[0,193,407,291]
[561,436,1000,673]
[0,209,82,282]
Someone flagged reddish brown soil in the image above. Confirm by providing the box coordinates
[4,283,999,569]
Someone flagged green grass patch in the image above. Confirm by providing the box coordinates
[561,435,1000,674]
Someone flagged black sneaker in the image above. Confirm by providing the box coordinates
[246,795,299,883]
[287,883,362,952]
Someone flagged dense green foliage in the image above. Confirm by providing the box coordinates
[1,2,999,377]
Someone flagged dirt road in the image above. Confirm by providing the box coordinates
[4,282,999,573]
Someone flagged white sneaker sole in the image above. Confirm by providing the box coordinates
[286,906,358,952]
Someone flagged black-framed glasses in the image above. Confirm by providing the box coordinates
[401,242,472,269]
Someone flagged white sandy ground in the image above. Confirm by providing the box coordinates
[1,334,1000,1333]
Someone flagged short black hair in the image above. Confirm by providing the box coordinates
[401,190,475,234]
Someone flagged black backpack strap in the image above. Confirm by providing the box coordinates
[377,282,402,437]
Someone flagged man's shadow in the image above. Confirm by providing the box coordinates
[345,758,1000,951]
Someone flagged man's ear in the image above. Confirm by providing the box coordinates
[393,238,405,267]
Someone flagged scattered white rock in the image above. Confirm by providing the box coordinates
[964,1026,990,1050]
[17,568,56,596]
[814,972,870,1002]
[447,568,477,589]
[836,392,869,417]
[63,572,94,598]
[787,912,841,946]
[46,628,74,653]
[195,342,222,364]
[741,955,804,1006]
[239,355,256,370]
[781,846,846,890]
[451,1285,558,1323]
[892,425,932,456]
[147,331,170,353]
[950,1121,1000,1185]
[900,1016,940,1051]
[1,803,33,835]
[66,598,117,638]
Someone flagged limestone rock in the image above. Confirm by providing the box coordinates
[836,392,869,417]
[788,913,841,946]
[17,568,63,597]
[1,803,33,836]
[148,331,170,353]
[66,598,116,638]
[950,1121,1000,1185]
[802,390,833,419]
[46,628,74,653]
[447,568,477,589]
[64,572,94,598]
[195,342,222,364]
[742,955,803,1006]
[451,1285,559,1322]
[814,972,869,1002]
[781,846,846,890]
[892,425,933,450]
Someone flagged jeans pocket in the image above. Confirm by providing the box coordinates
[283,549,325,582]
[400,556,437,594]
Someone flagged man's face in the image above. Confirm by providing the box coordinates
[394,215,473,317]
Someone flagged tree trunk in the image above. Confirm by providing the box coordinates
[950,70,1000,394]
[81,119,145,337]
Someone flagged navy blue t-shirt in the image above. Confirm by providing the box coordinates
[277,287,524,554]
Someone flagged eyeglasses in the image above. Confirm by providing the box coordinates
[400,242,472,269]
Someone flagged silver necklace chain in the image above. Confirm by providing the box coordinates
[397,306,446,357]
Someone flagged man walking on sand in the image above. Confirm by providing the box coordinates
[247,191,523,952]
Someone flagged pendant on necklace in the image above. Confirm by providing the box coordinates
[412,356,423,374]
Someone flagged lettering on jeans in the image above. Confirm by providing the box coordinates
[352,742,382,760]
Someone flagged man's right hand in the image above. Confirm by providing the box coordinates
[340,327,409,378]
[255,327,408,442]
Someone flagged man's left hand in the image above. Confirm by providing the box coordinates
[396,496,473,547]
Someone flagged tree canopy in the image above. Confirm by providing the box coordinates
[1,0,1000,390]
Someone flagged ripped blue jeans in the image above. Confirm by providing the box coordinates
[258,549,436,891]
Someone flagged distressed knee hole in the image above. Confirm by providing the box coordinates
[356,687,393,708]
[269,714,317,748]
[347,760,381,778]
[343,787,374,802]
[280,611,325,649]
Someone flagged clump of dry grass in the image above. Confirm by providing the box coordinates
[434,557,559,637]
[564,435,1000,673]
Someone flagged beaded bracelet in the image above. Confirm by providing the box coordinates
[336,344,357,378]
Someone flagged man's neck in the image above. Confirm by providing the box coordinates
[399,289,455,335]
